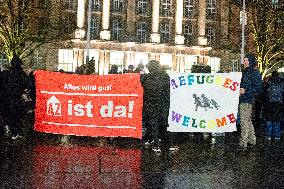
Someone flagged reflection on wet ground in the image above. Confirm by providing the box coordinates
[0,134,284,189]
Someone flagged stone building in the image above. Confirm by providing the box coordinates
[29,0,242,74]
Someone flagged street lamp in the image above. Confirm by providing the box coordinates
[240,0,246,65]
[86,0,92,63]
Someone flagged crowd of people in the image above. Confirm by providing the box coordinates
[0,54,283,152]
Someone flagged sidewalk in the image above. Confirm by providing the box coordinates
[0,133,283,189]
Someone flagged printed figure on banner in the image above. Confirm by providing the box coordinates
[47,95,61,116]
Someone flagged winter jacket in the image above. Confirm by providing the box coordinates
[141,70,170,121]
[262,76,284,121]
[240,67,263,104]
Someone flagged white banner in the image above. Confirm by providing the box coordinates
[168,72,242,133]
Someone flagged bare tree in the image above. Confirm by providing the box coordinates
[231,0,284,78]
[0,0,76,61]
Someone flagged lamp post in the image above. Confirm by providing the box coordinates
[240,0,246,65]
[126,42,135,70]
[86,0,92,63]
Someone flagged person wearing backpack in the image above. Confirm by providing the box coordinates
[262,71,284,142]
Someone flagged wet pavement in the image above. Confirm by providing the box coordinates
[0,133,284,189]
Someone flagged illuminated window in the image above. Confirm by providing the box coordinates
[112,19,123,41]
[137,0,148,15]
[113,0,123,12]
[208,57,220,73]
[92,0,100,11]
[184,22,193,45]
[109,51,124,73]
[160,53,172,68]
[58,49,74,72]
[184,55,198,73]
[83,50,99,73]
[137,22,147,43]
[184,0,193,18]
[206,0,216,20]
[135,52,148,66]
[160,23,171,43]
[206,26,215,45]
[90,18,99,39]
[161,0,172,17]
[65,0,76,10]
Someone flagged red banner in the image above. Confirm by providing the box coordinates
[34,71,143,139]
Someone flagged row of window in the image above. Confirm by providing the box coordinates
[57,49,221,73]
[65,0,217,19]
[90,19,215,44]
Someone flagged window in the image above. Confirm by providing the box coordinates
[137,0,148,15]
[63,15,74,33]
[160,23,171,43]
[160,54,172,68]
[272,0,279,5]
[110,51,124,73]
[184,0,193,18]
[58,49,74,72]
[90,18,99,39]
[137,22,147,43]
[83,50,99,72]
[19,20,25,33]
[65,0,76,10]
[40,0,50,9]
[206,0,217,20]
[21,0,26,7]
[231,59,241,72]
[92,0,100,11]
[112,19,123,41]
[184,55,198,73]
[184,23,193,44]
[0,53,8,70]
[135,52,148,66]
[272,0,279,8]
[161,0,172,17]
[32,50,45,69]
[113,0,123,12]
[206,26,215,45]
[208,57,220,73]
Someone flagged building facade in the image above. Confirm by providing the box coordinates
[43,0,240,74]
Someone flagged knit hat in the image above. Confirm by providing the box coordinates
[245,54,256,67]
[10,56,23,70]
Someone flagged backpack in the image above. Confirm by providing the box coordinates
[267,81,284,103]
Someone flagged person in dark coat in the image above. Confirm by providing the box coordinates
[262,71,284,141]
[239,54,263,148]
[134,63,145,74]
[27,71,36,109]
[109,65,119,74]
[128,65,135,73]
[141,60,171,152]
[0,56,29,139]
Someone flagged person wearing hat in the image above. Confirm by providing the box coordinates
[239,54,263,148]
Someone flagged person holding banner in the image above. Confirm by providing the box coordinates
[142,60,177,152]
[0,56,29,140]
[239,54,263,148]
